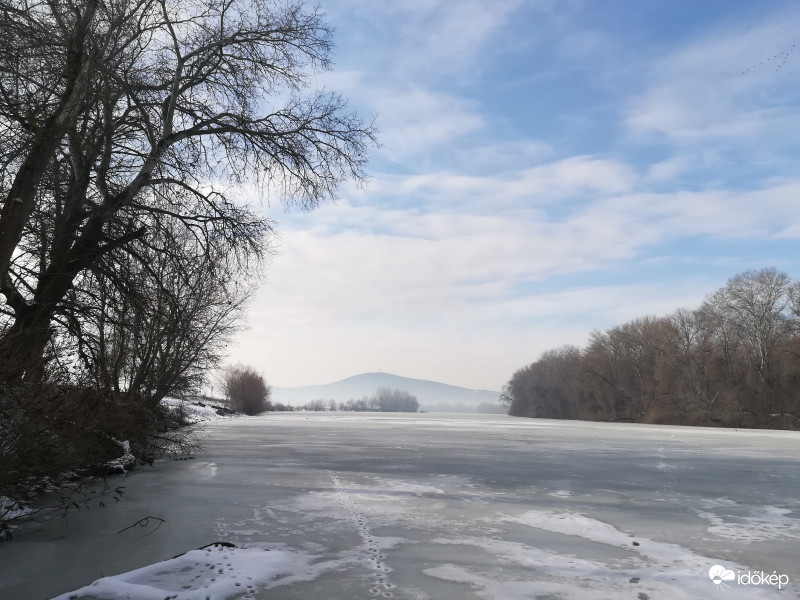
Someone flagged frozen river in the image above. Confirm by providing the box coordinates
[2,413,800,599]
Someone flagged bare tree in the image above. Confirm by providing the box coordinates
[64,221,253,408]
[584,327,640,420]
[502,346,582,419]
[339,396,374,412]
[698,268,796,418]
[0,0,377,379]
[665,307,720,421]
[303,399,327,411]
[0,0,101,285]
[714,268,793,382]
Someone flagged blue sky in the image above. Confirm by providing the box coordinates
[229,0,800,391]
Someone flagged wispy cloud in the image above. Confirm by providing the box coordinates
[329,0,524,79]
[267,176,800,325]
[364,156,636,211]
[365,88,485,162]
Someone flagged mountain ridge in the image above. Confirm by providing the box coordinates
[271,372,502,409]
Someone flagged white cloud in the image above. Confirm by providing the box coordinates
[316,1,538,166]
[331,0,524,79]
[646,157,690,182]
[484,281,714,326]
[273,170,800,326]
[596,182,800,241]
[368,88,484,160]
[453,140,554,173]
[314,72,487,163]
[366,156,636,210]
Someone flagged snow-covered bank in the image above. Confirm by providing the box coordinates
[161,397,240,424]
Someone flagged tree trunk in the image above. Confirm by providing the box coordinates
[0,0,98,283]
[0,213,146,381]
[0,302,55,381]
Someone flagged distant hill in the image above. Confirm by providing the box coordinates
[271,372,502,412]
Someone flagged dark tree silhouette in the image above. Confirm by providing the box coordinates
[0,0,376,379]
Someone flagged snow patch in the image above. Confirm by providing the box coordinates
[51,543,337,600]
[188,461,218,480]
[0,496,34,522]
[161,397,238,423]
[693,505,800,542]
[432,536,617,576]
[368,477,445,497]
[104,439,135,474]
[699,497,739,508]
[483,510,783,599]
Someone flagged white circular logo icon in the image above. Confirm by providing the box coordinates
[709,565,736,589]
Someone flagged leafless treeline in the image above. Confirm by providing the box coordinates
[304,388,420,413]
[0,0,374,506]
[503,268,800,429]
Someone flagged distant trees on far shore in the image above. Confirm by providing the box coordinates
[502,268,800,430]
[301,387,419,413]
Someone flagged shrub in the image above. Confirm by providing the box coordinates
[0,381,202,538]
[223,365,271,415]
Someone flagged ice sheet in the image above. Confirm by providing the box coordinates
[3,413,799,599]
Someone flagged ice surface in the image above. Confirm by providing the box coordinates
[2,413,799,599]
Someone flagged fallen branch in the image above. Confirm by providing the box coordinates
[117,516,165,537]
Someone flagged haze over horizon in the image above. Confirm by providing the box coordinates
[229,0,800,391]
[274,370,501,392]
